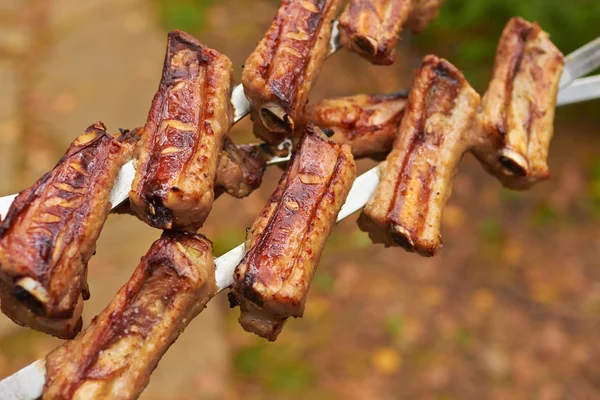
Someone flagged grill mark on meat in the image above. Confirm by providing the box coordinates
[269,0,331,110]
[501,21,533,140]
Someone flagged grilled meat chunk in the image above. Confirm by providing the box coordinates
[242,0,343,144]
[0,123,138,339]
[472,17,564,190]
[215,136,267,198]
[130,30,233,232]
[358,55,480,256]
[230,124,356,341]
[43,232,216,400]
[338,0,414,65]
[406,0,445,33]
[303,91,408,159]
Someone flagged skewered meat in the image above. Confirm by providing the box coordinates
[303,91,408,159]
[229,124,356,341]
[358,55,480,256]
[406,0,445,34]
[0,123,138,339]
[242,0,343,144]
[215,136,267,198]
[338,0,414,65]
[129,30,233,232]
[472,17,564,190]
[43,232,216,400]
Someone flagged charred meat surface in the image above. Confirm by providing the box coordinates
[0,123,138,339]
[130,30,233,232]
[303,91,408,159]
[230,124,356,341]
[359,55,480,256]
[215,136,267,198]
[472,17,564,190]
[338,0,414,65]
[405,0,445,33]
[242,0,343,144]
[43,232,216,400]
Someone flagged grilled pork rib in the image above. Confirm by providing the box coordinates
[216,136,267,199]
[0,123,138,339]
[338,0,414,65]
[242,0,343,144]
[43,232,216,400]
[303,91,408,159]
[472,17,564,190]
[229,124,356,341]
[129,30,233,232]
[359,55,480,256]
[405,0,445,33]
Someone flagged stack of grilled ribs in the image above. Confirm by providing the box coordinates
[0,0,565,398]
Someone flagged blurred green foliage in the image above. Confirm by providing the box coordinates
[154,0,216,34]
[532,202,559,227]
[479,217,504,244]
[416,0,600,90]
[384,315,405,337]
[589,159,600,216]
[234,342,316,394]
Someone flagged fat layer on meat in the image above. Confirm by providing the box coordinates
[43,232,216,400]
[472,17,564,190]
[0,123,138,339]
[242,0,343,144]
[229,124,356,341]
[129,30,233,231]
[359,55,480,256]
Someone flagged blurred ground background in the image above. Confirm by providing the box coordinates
[0,0,599,399]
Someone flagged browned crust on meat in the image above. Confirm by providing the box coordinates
[405,0,445,34]
[43,232,216,400]
[129,30,233,231]
[472,17,564,190]
[359,55,480,256]
[338,0,414,65]
[242,0,343,144]
[303,91,408,159]
[230,124,356,341]
[0,123,138,339]
[215,136,267,198]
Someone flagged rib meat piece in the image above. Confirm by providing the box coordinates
[303,91,408,159]
[215,136,267,198]
[338,0,414,65]
[405,0,445,34]
[0,123,138,339]
[229,124,356,341]
[358,55,480,256]
[43,232,216,400]
[472,17,564,190]
[129,30,233,231]
[242,0,343,144]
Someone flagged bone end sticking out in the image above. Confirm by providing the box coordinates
[230,124,356,341]
[472,17,564,190]
[338,0,414,65]
[43,232,216,400]
[0,123,138,339]
[129,30,233,232]
[359,55,480,256]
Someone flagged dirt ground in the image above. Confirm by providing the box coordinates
[0,1,599,399]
